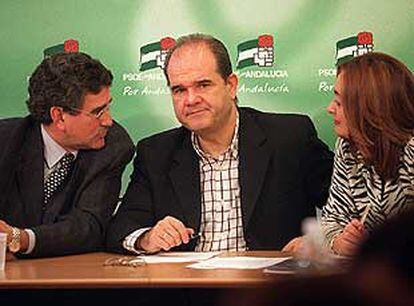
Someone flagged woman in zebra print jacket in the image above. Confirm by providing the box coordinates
[321,52,414,256]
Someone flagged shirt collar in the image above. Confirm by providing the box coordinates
[191,111,239,160]
[41,124,78,169]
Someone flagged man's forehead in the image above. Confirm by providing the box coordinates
[167,43,219,84]
[173,42,211,59]
[169,43,216,68]
[82,87,111,109]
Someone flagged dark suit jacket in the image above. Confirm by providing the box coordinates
[106,107,333,252]
[0,116,134,258]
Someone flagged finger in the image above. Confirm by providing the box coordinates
[185,228,195,243]
[333,236,358,256]
[157,228,180,248]
[338,243,356,256]
[0,220,11,233]
[140,229,165,253]
[156,233,174,251]
[346,219,362,231]
[165,217,190,243]
[156,218,183,246]
[169,218,190,243]
[344,221,365,238]
[341,231,362,246]
[161,223,185,246]
[282,241,294,252]
[350,219,365,232]
[343,225,364,241]
[341,228,359,242]
[145,222,176,251]
[282,238,300,253]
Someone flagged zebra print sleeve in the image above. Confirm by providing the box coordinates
[321,136,414,250]
[404,136,414,197]
[321,138,355,248]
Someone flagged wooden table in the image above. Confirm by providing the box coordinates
[0,251,291,289]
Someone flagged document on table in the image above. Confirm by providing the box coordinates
[187,256,291,270]
[137,252,221,263]
[263,258,312,274]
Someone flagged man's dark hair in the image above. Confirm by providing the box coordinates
[163,33,233,86]
[27,52,113,124]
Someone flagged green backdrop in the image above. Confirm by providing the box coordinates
[1,0,413,190]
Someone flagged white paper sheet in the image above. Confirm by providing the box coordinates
[187,256,291,270]
[138,252,221,263]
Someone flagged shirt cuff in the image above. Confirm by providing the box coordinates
[123,227,151,254]
[22,229,36,254]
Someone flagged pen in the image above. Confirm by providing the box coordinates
[189,232,201,240]
[360,204,371,224]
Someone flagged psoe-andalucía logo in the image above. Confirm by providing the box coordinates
[336,31,374,66]
[43,39,79,58]
[139,37,176,71]
[235,34,289,94]
[236,34,274,69]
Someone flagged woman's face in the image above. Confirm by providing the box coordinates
[327,72,350,139]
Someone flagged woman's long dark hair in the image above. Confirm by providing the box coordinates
[338,52,414,180]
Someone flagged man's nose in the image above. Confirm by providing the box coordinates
[100,110,113,127]
[186,88,201,105]
[326,101,335,114]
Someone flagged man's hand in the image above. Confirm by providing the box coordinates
[332,219,366,256]
[0,219,29,255]
[282,236,304,253]
[138,216,195,253]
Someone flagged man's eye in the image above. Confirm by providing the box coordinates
[173,88,185,94]
[198,83,209,88]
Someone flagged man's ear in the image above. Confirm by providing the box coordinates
[49,106,66,131]
[226,73,238,100]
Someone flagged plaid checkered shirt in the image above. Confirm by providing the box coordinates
[192,114,247,251]
[123,114,247,253]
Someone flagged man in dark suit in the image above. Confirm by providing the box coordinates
[0,52,134,258]
[106,34,333,254]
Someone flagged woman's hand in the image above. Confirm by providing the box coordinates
[332,219,366,256]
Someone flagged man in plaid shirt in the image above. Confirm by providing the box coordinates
[107,34,333,254]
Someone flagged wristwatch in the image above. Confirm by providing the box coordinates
[8,227,21,253]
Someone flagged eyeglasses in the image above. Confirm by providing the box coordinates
[66,104,111,120]
[103,256,146,267]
